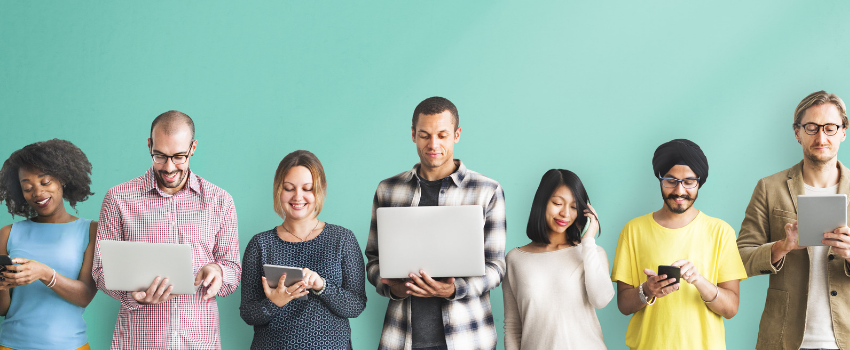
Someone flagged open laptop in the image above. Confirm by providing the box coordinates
[98,240,198,295]
[377,205,485,279]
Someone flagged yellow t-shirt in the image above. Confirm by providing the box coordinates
[610,212,748,350]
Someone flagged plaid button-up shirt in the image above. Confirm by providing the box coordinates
[365,160,507,350]
[92,167,241,350]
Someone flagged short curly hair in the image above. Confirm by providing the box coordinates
[0,139,94,218]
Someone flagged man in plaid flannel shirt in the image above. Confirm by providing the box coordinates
[365,97,507,350]
[92,111,241,349]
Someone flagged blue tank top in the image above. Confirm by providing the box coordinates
[0,218,90,350]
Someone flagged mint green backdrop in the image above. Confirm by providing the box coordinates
[2,1,850,349]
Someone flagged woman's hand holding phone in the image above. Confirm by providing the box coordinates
[1,258,51,289]
[581,204,600,241]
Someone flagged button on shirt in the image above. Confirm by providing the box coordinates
[92,168,241,350]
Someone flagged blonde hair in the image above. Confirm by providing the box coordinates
[272,150,327,220]
[793,90,848,127]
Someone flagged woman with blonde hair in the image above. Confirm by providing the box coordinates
[240,150,366,350]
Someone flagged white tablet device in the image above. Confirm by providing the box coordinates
[263,264,306,300]
[377,205,485,279]
[98,240,197,295]
[798,194,848,247]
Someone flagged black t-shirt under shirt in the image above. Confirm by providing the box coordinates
[411,175,448,348]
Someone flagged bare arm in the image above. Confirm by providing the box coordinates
[0,225,11,315]
[616,281,646,315]
[0,222,98,309]
[616,269,678,315]
[42,221,98,307]
[674,259,740,319]
[705,280,739,319]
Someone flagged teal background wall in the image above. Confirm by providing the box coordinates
[2,1,850,349]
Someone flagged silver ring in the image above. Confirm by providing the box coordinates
[285,290,292,295]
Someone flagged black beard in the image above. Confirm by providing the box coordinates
[664,194,696,214]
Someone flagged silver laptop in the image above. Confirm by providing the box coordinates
[798,194,848,247]
[98,240,198,295]
[377,205,485,279]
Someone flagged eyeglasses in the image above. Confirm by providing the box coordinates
[151,144,193,165]
[796,123,845,136]
[658,177,700,189]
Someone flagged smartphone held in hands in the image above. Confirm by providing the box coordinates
[0,255,13,272]
[657,265,680,288]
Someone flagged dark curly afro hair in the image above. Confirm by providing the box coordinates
[0,139,94,218]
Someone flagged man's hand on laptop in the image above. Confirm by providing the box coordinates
[132,276,177,305]
[406,270,456,299]
[194,263,224,300]
[380,278,410,299]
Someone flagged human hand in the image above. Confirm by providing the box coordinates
[405,270,456,299]
[262,273,308,307]
[780,222,807,252]
[642,268,678,299]
[302,268,325,291]
[132,276,177,305]
[194,263,223,300]
[771,221,807,264]
[582,204,600,240]
[380,278,410,299]
[671,259,703,285]
[1,258,51,288]
[823,226,850,262]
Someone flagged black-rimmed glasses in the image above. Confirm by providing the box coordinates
[658,177,700,189]
[796,123,845,136]
[151,144,193,165]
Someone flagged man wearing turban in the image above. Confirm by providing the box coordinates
[738,91,850,350]
[610,139,748,350]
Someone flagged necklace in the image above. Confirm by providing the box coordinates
[282,219,320,242]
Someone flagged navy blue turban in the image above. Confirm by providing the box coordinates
[652,139,708,187]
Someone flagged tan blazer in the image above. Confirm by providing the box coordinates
[738,161,850,350]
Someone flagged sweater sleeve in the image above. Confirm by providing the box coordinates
[502,252,522,350]
[239,234,283,326]
[315,228,367,318]
[580,236,615,309]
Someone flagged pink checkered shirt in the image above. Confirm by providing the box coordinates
[92,167,241,350]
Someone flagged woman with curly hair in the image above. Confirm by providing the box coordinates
[0,139,97,350]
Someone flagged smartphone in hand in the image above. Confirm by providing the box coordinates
[657,265,680,288]
[0,255,12,272]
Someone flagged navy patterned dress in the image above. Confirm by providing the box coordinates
[240,223,367,350]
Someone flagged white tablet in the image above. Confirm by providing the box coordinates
[98,240,198,295]
[263,264,306,300]
[797,194,848,247]
[377,205,485,279]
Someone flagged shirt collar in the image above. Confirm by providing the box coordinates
[408,159,467,187]
[143,166,200,196]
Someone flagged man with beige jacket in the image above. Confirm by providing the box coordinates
[738,90,850,350]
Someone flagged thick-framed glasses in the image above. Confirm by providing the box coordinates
[658,177,700,189]
[796,123,845,136]
[151,144,193,165]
